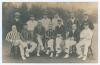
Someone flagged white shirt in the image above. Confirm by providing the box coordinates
[26,20,37,31]
[41,18,51,31]
[71,18,75,24]
[80,28,93,40]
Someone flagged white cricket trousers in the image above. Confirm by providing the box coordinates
[64,39,76,54]
[47,39,54,51]
[56,37,63,53]
[76,39,91,57]
[37,35,44,54]
[12,40,28,59]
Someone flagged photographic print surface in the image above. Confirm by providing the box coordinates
[2,2,98,63]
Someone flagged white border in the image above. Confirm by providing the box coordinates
[2,0,98,2]
[0,0,99,65]
[0,1,2,64]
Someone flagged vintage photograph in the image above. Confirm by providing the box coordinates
[2,2,98,63]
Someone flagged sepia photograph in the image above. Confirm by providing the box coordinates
[2,2,98,63]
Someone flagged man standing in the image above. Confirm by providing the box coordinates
[13,12,22,32]
[26,15,38,40]
[52,14,63,30]
[67,14,80,37]
[76,24,93,60]
[34,21,45,56]
[80,13,94,30]
[41,15,51,31]
[6,25,28,60]
[55,19,65,57]
[45,23,55,57]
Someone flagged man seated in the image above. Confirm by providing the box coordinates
[21,24,37,58]
[76,23,93,60]
[45,23,55,57]
[55,19,65,57]
[6,25,28,60]
[34,21,45,56]
[64,24,79,58]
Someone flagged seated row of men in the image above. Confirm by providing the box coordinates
[6,13,94,61]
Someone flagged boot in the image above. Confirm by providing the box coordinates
[55,53,59,57]
[64,54,69,58]
[77,55,83,59]
[82,55,87,60]
[22,56,26,60]
[46,50,49,55]
[50,53,53,57]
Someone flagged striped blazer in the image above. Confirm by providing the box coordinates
[6,31,21,42]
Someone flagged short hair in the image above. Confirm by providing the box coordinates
[12,25,17,30]
[58,19,61,22]
[12,25,16,28]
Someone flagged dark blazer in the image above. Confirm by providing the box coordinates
[68,29,80,43]
[67,18,80,32]
[21,28,30,41]
[12,18,23,32]
[46,29,55,39]
[55,25,66,39]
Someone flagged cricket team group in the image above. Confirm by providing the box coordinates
[5,11,94,61]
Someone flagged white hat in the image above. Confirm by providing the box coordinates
[15,12,21,16]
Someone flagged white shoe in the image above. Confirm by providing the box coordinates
[22,56,26,60]
[77,55,83,59]
[37,53,40,56]
[41,46,44,50]
[25,53,30,57]
[64,54,69,58]
[25,49,30,57]
[46,50,49,55]
[50,53,53,57]
[55,53,59,57]
[82,56,87,60]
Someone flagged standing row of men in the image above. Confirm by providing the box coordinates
[6,12,94,61]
